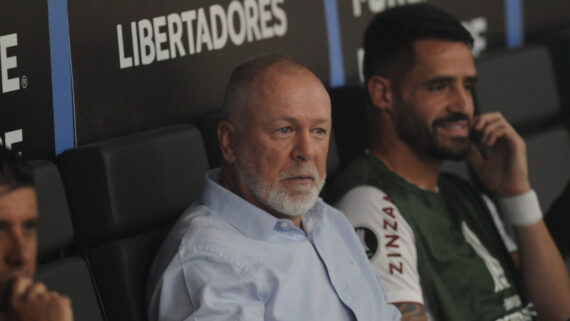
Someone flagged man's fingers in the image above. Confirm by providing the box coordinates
[23,282,48,300]
[472,112,503,131]
[9,285,74,321]
[482,124,510,146]
[10,276,33,298]
[472,112,521,147]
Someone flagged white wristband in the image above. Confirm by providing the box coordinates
[498,190,543,227]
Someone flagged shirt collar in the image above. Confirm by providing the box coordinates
[201,168,326,241]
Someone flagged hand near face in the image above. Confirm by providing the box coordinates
[467,112,531,197]
[8,276,73,321]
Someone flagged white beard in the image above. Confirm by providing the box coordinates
[238,161,325,217]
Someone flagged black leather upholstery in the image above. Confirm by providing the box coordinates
[58,124,210,321]
[31,160,105,321]
[59,124,209,248]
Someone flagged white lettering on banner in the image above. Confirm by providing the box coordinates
[357,48,365,83]
[352,0,425,18]
[356,16,488,83]
[462,16,487,57]
[117,0,288,69]
[0,33,20,94]
[0,129,24,155]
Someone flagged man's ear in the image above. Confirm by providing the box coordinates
[217,120,237,164]
[367,75,394,112]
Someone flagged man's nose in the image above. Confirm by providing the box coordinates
[5,231,29,268]
[450,85,474,114]
[291,132,317,162]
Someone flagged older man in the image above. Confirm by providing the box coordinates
[146,55,400,321]
[0,147,73,321]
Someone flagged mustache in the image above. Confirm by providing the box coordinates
[432,113,471,127]
[279,163,320,180]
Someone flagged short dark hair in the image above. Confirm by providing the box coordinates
[363,3,474,84]
[0,146,34,193]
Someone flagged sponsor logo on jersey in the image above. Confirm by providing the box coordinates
[378,194,404,275]
[355,226,378,259]
[495,302,536,321]
[462,221,511,293]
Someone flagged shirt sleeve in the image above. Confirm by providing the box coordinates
[481,194,518,253]
[154,243,265,321]
[335,185,424,305]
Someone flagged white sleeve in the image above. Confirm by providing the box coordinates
[335,185,424,305]
[481,194,518,253]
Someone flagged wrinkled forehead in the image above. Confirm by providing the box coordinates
[251,68,330,111]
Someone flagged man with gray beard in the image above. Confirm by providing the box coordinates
[146,55,400,321]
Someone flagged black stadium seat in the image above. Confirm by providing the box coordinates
[328,86,369,170]
[474,45,570,210]
[525,127,570,211]
[475,45,561,129]
[58,124,210,321]
[542,28,570,119]
[32,160,106,321]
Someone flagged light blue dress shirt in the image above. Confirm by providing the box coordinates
[147,169,400,321]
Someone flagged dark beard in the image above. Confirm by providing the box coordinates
[395,107,470,161]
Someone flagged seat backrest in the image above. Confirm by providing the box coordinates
[58,124,210,321]
[86,229,168,321]
[199,113,223,168]
[37,257,106,321]
[475,45,561,127]
[58,124,210,248]
[31,160,74,263]
[30,160,106,321]
[525,126,570,211]
[328,85,369,169]
[542,28,570,113]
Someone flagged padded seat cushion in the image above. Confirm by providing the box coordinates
[475,45,560,126]
[36,257,105,321]
[86,228,169,321]
[58,124,209,248]
[31,160,74,262]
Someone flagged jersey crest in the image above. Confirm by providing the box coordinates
[355,226,378,259]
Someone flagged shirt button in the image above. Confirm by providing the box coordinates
[280,222,288,229]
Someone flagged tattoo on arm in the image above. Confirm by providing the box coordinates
[394,302,428,321]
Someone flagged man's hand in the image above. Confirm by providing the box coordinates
[8,276,73,321]
[467,112,531,197]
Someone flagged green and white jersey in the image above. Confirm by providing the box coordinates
[326,154,537,321]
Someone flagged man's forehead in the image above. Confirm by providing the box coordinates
[248,73,331,119]
[411,39,476,74]
[0,187,38,220]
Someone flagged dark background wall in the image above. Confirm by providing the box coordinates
[0,1,55,160]
[1,0,569,160]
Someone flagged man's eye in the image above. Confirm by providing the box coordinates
[464,83,475,92]
[278,127,292,134]
[429,82,445,91]
[23,221,37,232]
[313,128,327,135]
